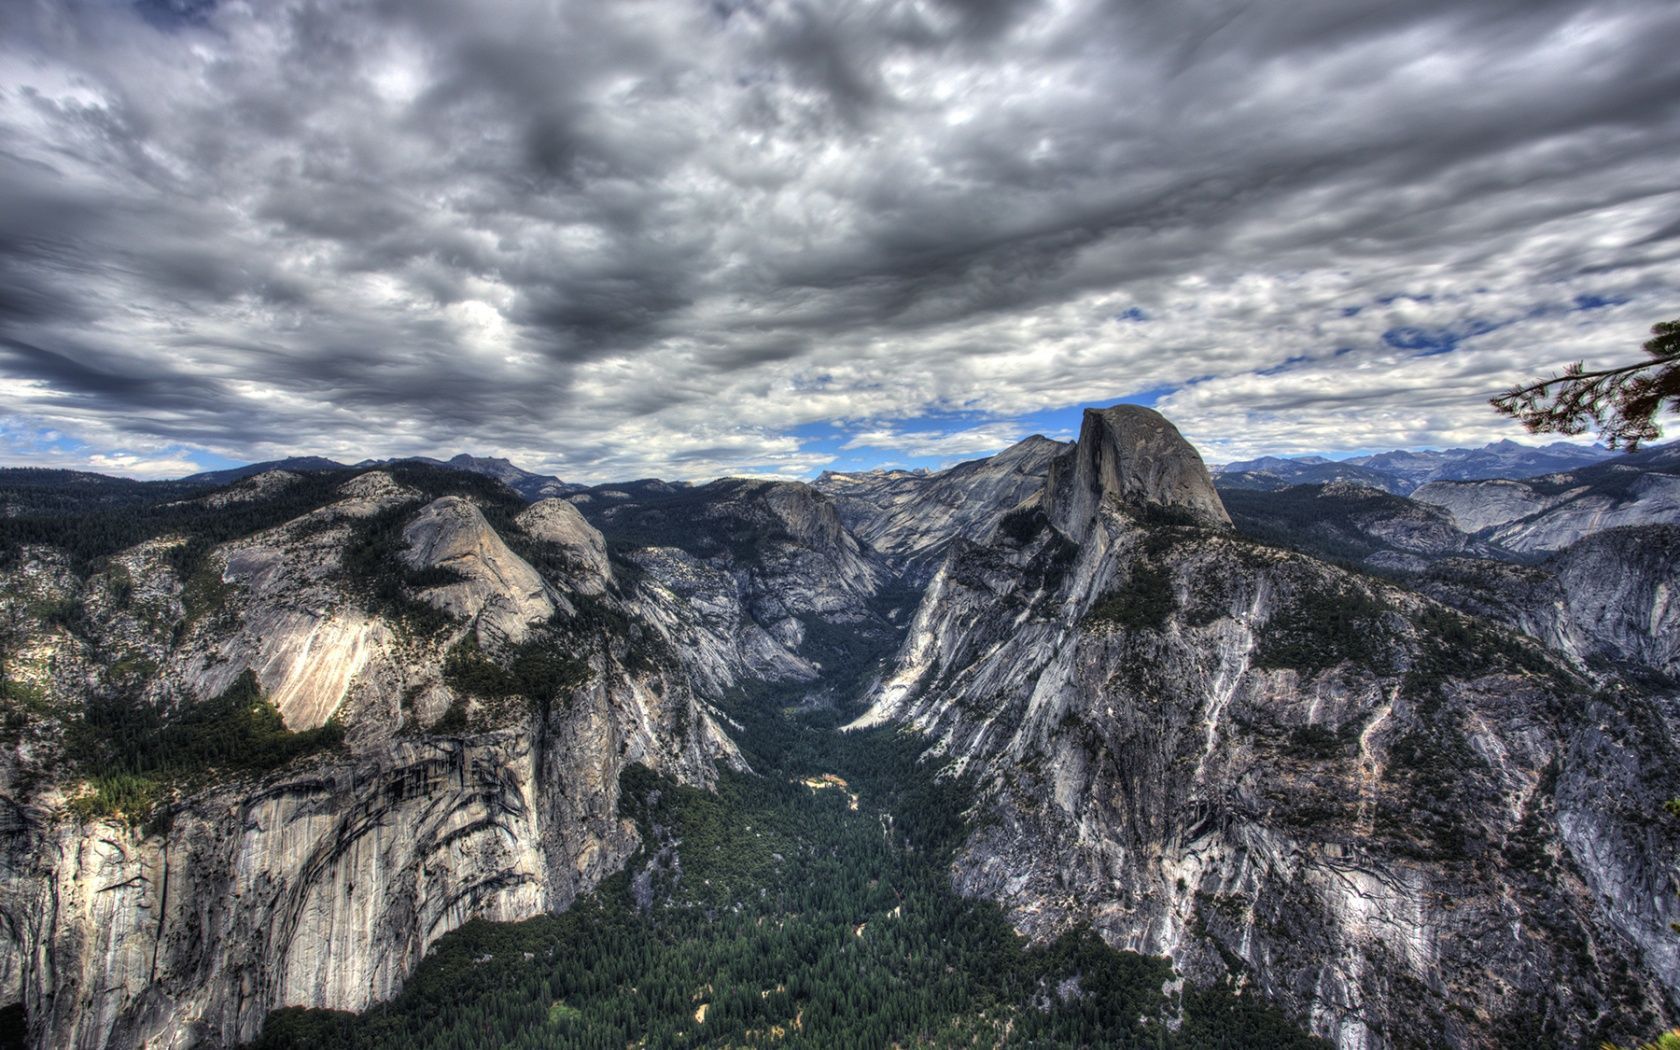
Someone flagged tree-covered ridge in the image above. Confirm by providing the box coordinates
[248,694,1328,1050]
[1216,483,1465,569]
[66,670,344,827]
[568,477,799,562]
[0,461,530,572]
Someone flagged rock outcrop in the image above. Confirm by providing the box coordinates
[852,408,1679,1049]
[1420,525,1680,680]
[195,469,302,508]
[7,704,714,1048]
[401,495,563,642]
[514,498,613,594]
[1215,480,1507,574]
[1413,446,1680,553]
[1409,477,1557,536]
[1043,405,1230,538]
[816,435,1065,582]
[165,472,421,732]
[0,471,737,1049]
[575,478,895,700]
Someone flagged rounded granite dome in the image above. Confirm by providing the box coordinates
[1045,404,1230,537]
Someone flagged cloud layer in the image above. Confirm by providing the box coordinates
[2,0,1678,479]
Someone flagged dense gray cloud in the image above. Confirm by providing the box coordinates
[1,0,1678,479]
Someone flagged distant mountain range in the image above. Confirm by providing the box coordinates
[1215,440,1680,565]
[377,454,583,501]
[179,438,1632,503]
[1214,439,1621,493]
[183,453,581,501]
[180,456,349,486]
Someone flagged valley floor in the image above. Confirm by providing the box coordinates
[248,695,1326,1050]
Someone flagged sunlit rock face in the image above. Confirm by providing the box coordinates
[577,477,897,700]
[14,726,648,1049]
[152,471,421,733]
[0,472,738,1050]
[854,408,1679,1050]
[1419,525,1680,681]
[401,495,564,644]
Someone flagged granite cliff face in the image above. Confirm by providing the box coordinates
[6,712,710,1049]
[816,435,1065,582]
[161,470,423,734]
[1412,445,1680,553]
[1216,480,1508,574]
[0,469,737,1049]
[1419,525,1680,681]
[1043,405,1231,537]
[400,495,567,644]
[513,499,612,595]
[571,477,896,700]
[854,407,1680,1049]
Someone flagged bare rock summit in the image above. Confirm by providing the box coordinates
[1045,405,1230,536]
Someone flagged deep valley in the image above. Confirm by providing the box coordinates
[1,408,1676,1050]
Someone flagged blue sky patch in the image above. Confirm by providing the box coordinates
[134,0,218,30]
[1381,316,1504,357]
[1572,293,1630,312]
[0,421,241,477]
[1257,355,1311,376]
[1382,326,1457,355]
[785,391,1180,476]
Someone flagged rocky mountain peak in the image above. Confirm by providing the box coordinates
[993,433,1064,463]
[1045,404,1230,536]
[1317,478,1384,498]
[400,495,561,642]
[758,480,851,550]
[197,468,302,508]
[515,498,612,593]
[448,453,517,472]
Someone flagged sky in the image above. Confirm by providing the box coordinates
[1,0,1678,483]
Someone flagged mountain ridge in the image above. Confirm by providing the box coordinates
[2,408,1677,1049]
[1215,438,1630,494]
[849,407,1679,1049]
